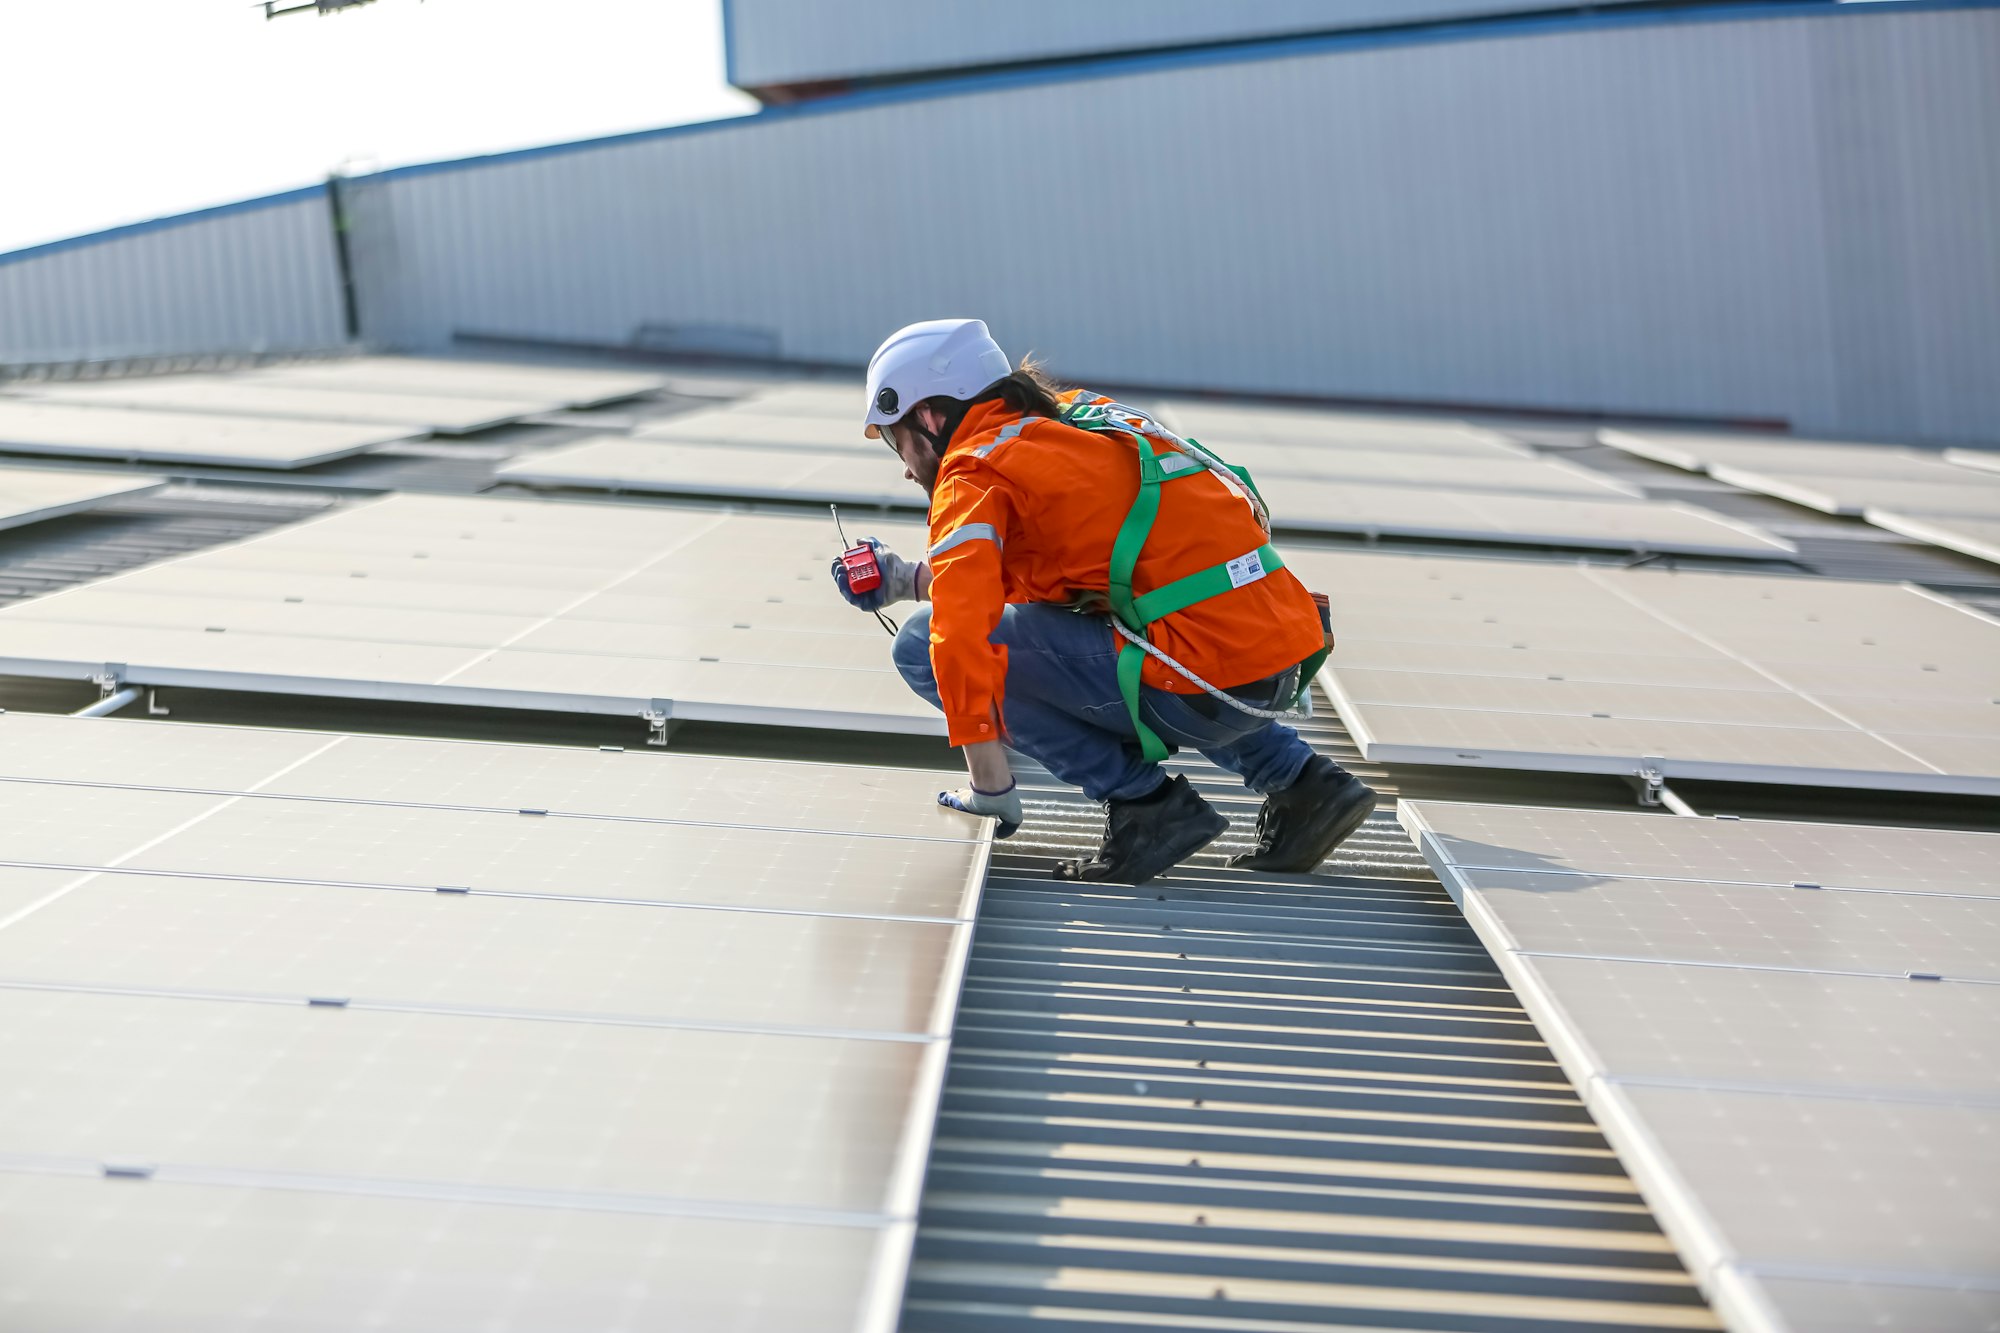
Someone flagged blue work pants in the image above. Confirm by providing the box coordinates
[893,603,1316,803]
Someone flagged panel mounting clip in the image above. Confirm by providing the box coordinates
[643,699,675,748]
[89,663,127,699]
[1635,755,1667,808]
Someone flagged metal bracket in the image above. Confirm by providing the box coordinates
[146,688,170,717]
[89,663,127,699]
[1631,754,1701,817]
[643,700,675,748]
[1635,754,1666,808]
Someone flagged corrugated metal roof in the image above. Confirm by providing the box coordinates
[0,480,336,607]
[905,704,1721,1330]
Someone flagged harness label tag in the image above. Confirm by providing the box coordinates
[1225,550,1267,589]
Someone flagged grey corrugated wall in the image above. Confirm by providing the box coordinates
[723,0,1659,92]
[343,7,2000,444]
[0,192,347,366]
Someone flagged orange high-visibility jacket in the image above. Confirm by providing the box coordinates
[925,391,1324,747]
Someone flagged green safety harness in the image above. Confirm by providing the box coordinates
[1057,396,1331,763]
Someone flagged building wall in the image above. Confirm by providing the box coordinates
[0,190,347,366]
[723,0,1658,92]
[348,7,2000,444]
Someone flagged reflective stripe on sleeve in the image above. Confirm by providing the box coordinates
[974,417,1039,458]
[929,523,1003,559]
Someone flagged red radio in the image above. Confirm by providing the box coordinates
[841,542,882,595]
[832,505,882,595]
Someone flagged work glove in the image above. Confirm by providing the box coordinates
[830,538,920,613]
[939,780,1023,839]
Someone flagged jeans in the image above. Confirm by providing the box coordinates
[893,603,1317,802]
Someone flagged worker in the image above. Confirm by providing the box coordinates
[833,319,1376,884]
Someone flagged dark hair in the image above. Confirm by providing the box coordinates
[919,358,1068,446]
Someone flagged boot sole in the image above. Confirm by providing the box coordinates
[1056,806,1230,886]
[1229,783,1379,874]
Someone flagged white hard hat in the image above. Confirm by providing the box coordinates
[863,318,1012,438]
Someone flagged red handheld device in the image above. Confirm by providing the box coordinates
[841,544,883,594]
[832,506,882,594]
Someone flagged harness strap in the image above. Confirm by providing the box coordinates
[1132,544,1285,624]
[1059,395,1305,764]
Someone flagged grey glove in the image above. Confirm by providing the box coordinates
[938,781,1023,838]
[871,542,922,607]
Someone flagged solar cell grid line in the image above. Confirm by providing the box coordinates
[0,714,994,1333]
[22,376,553,435]
[0,464,164,531]
[0,399,420,468]
[1398,801,2000,1333]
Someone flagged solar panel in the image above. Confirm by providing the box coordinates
[1865,510,2000,567]
[1947,449,2000,478]
[0,712,989,1330]
[25,377,546,435]
[500,436,918,508]
[0,464,163,530]
[255,356,670,407]
[0,1171,884,1333]
[1289,548,2000,795]
[635,410,879,453]
[0,494,940,734]
[1159,402,1533,455]
[1600,430,2000,567]
[502,436,1791,558]
[0,400,416,468]
[1399,800,2000,1333]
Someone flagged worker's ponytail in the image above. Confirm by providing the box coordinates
[979,357,1066,419]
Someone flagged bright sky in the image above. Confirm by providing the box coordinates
[0,0,757,255]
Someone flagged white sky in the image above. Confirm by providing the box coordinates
[0,0,757,255]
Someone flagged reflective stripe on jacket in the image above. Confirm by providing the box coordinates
[925,391,1324,747]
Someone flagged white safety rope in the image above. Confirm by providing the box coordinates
[1109,618,1310,721]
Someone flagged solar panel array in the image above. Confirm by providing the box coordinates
[0,711,987,1332]
[505,394,1794,558]
[1282,546,2000,794]
[26,377,542,435]
[499,392,919,508]
[0,356,666,470]
[0,493,936,734]
[1604,429,2000,567]
[0,463,163,531]
[1399,800,2000,1333]
[0,398,417,468]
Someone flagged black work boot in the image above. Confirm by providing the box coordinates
[1055,774,1230,885]
[1228,755,1378,873]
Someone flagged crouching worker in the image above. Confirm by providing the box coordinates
[832,318,1377,884]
